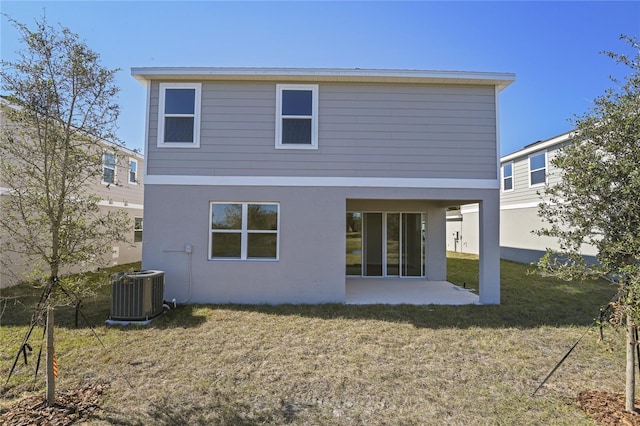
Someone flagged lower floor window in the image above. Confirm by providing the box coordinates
[210,202,279,260]
[134,217,143,243]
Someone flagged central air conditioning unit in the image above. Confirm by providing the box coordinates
[109,270,165,321]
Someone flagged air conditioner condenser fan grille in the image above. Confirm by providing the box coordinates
[110,270,164,321]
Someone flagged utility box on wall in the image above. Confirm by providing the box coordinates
[109,270,164,321]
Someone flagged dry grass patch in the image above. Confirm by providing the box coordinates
[0,257,626,425]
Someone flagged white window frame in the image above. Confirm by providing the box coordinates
[502,161,514,192]
[275,84,319,150]
[528,151,547,187]
[158,82,202,148]
[102,152,116,185]
[129,158,138,184]
[209,202,280,261]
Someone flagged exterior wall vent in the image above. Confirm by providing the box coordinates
[110,270,164,321]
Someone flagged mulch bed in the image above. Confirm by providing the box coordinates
[576,390,640,425]
[0,382,107,426]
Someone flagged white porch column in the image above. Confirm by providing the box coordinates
[478,194,500,304]
[425,206,446,281]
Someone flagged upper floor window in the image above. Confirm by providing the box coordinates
[529,151,546,187]
[209,202,279,260]
[103,152,116,184]
[275,84,318,150]
[129,158,138,184]
[158,83,201,148]
[502,162,513,191]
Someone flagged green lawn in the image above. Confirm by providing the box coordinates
[0,256,623,425]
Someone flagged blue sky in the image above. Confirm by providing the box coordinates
[1,1,639,155]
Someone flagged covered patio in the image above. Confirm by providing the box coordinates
[346,195,499,305]
[345,278,480,305]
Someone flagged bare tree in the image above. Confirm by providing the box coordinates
[0,14,130,404]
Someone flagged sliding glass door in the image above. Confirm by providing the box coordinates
[364,213,383,276]
[386,213,400,276]
[346,213,362,276]
[346,212,425,277]
[402,213,423,277]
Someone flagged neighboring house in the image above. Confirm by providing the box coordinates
[0,101,144,288]
[132,67,515,305]
[447,130,598,264]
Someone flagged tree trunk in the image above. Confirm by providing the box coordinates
[46,305,55,406]
[75,300,81,328]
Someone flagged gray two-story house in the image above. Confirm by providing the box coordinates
[449,130,598,264]
[132,67,514,305]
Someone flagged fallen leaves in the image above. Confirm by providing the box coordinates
[576,390,640,426]
[0,381,107,426]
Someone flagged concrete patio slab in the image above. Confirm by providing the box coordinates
[345,278,480,305]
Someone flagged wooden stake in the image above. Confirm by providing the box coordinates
[626,318,636,412]
[46,305,55,406]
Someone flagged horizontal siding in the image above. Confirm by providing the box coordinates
[0,108,144,207]
[92,153,145,206]
[147,81,498,179]
[500,145,563,205]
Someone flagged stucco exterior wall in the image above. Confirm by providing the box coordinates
[143,184,499,304]
[142,185,346,304]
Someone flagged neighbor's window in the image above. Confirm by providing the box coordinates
[158,82,201,147]
[103,152,116,184]
[275,84,318,150]
[129,158,138,184]
[210,202,279,260]
[502,162,513,191]
[134,217,143,243]
[529,151,546,186]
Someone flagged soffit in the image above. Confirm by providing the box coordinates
[131,67,515,91]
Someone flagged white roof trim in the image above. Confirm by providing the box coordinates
[131,67,515,91]
[501,130,575,163]
[98,200,143,210]
[100,138,144,160]
[144,175,500,190]
[0,97,21,111]
[0,99,143,160]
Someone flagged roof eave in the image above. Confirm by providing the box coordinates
[131,67,515,90]
[501,130,575,163]
[0,99,143,159]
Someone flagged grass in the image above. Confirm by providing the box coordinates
[0,255,625,425]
